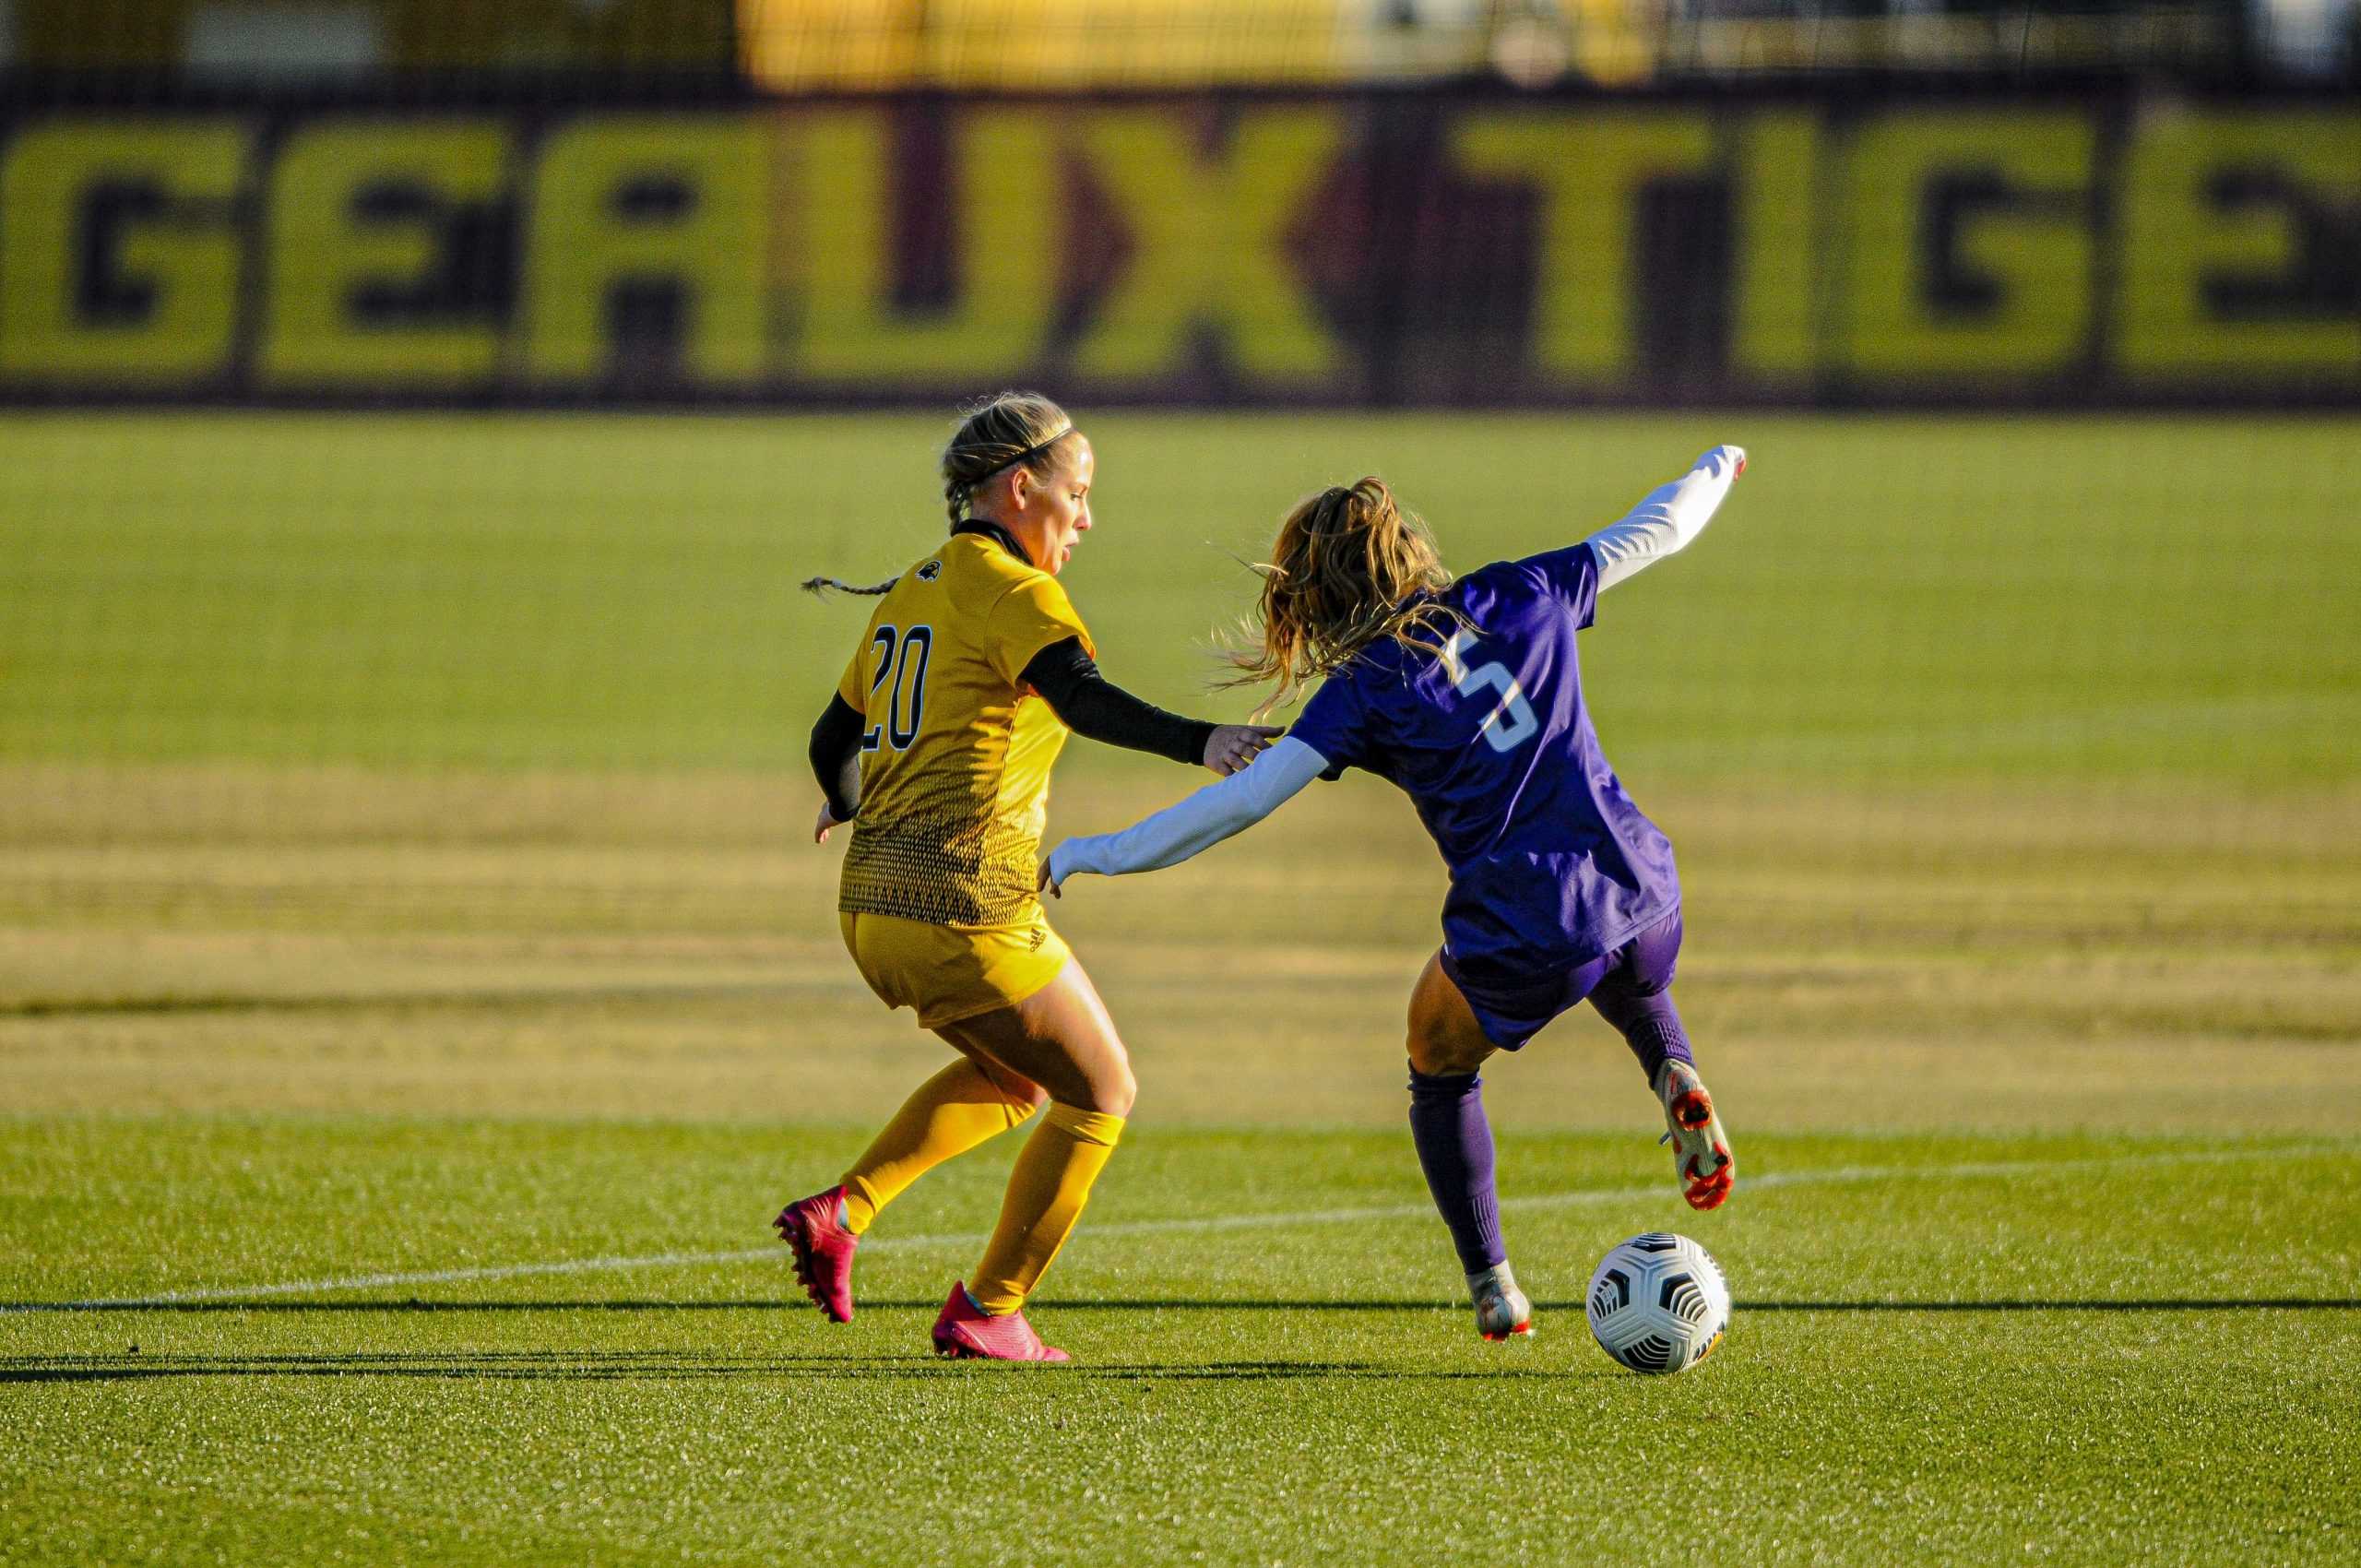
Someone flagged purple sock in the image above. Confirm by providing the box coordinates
[1589,986,1694,1085]
[1406,1065,1505,1274]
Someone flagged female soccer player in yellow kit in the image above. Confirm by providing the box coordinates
[775,393,1275,1362]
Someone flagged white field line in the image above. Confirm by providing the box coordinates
[4,1145,2314,1314]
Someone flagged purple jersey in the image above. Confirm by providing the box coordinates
[1285,541,1679,980]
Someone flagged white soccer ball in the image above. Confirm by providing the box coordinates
[1585,1232,1731,1374]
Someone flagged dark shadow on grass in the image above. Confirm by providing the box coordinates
[0,1352,1593,1385]
[1,1350,951,1384]
[878,1298,2361,1315]
[1726,1299,2361,1313]
[1,980,804,1021]
[8,1296,2356,1316]
[1073,1363,1587,1383]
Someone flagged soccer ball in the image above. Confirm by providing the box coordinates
[1585,1232,1730,1374]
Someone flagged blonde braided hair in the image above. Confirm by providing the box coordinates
[802,391,1080,597]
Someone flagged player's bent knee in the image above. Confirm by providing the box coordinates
[1092,1062,1138,1118]
[1406,1032,1490,1078]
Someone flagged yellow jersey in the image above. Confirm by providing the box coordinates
[836,532,1094,928]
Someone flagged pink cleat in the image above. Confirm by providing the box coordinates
[931,1282,1070,1363]
[774,1186,859,1323]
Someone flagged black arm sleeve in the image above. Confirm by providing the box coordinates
[808,694,865,822]
[1020,637,1217,768]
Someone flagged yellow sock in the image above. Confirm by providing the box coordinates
[967,1103,1126,1315]
[840,1059,1038,1235]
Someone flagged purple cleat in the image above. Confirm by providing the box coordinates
[774,1185,859,1324]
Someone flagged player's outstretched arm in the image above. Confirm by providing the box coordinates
[1023,637,1281,776]
[1584,445,1747,592]
[1040,736,1328,894]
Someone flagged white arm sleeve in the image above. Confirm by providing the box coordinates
[1584,445,1746,592]
[1047,736,1329,884]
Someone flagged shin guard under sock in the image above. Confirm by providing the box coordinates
[1591,988,1695,1087]
[967,1103,1125,1315]
[1406,1065,1506,1275]
[841,1058,1038,1234]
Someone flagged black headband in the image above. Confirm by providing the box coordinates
[984,425,1074,480]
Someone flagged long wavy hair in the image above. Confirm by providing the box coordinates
[1223,478,1462,717]
[804,391,1080,597]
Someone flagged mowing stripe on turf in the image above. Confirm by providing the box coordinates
[6,1145,2317,1313]
[6,1146,2307,1312]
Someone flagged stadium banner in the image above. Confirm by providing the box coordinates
[0,92,2355,407]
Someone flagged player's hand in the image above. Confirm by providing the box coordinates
[1037,858,1062,899]
[1203,723,1284,776]
[813,801,842,845]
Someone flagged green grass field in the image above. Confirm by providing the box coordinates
[3,412,2357,1564]
[6,1123,2355,1565]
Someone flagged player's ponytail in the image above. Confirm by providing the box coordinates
[801,573,897,597]
[1223,478,1461,717]
[803,391,1079,600]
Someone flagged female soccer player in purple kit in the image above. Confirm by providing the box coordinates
[1041,445,1747,1342]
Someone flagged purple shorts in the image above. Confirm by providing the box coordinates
[1440,909,1683,1051]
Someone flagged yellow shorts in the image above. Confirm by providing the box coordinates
[838,909,1073,1030]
